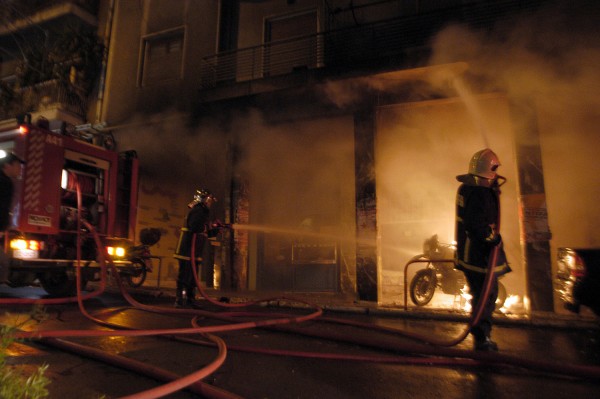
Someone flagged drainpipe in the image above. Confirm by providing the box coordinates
[95,0,116,124]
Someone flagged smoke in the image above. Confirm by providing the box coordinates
[319,77,389,108]
[429,2,600,111]
[112,1,599,300]
[113,106,356,236]
[113,109,229,201]
[371,1,600,304]
[426,2,600,250]
[332,1,596,138]
[233,109,356,230]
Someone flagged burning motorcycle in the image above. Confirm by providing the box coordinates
[409,235,507,310]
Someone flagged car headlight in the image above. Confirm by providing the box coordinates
[557,248,586,279]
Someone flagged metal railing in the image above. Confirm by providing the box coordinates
[199,13,432,89]
[0,80,88,121]
[199,0,547,90]
[0,0,99,21]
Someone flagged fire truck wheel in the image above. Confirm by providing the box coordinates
[38,271,86,297]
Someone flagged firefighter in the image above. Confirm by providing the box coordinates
[0,152,25,283]
[455,148,511,351]
[173,189,217,308]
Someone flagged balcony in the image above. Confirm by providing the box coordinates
[198,0,547,101]
[0,0,99,33]
[0,80,88,122]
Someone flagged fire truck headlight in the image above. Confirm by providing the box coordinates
[10,239,41,259]
[10,239,42,250]
[11,239,27,250]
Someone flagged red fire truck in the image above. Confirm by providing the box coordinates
[1,117,139,296]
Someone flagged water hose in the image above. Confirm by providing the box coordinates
[39,336,240,399]
[5,173,600,399]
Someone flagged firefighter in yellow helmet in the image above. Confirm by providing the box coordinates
[455,149,511,351]
[173,189,217,308]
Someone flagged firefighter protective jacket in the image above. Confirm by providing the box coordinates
[173,203,210,262]
[455,175,511,275]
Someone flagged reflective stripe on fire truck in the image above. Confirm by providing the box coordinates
[23,131,45,211]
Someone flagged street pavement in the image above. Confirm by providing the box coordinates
[1,284,599,399]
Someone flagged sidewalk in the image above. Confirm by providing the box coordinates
[129,284,600,331]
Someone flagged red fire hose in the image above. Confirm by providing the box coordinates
[5,173,600,399]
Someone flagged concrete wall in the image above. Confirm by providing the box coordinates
[101,0,219,123]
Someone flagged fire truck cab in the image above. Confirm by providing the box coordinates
[1,117,139,296]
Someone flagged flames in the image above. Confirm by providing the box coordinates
[499,294,522,314]
[431,284,523,315]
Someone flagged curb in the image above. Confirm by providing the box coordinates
[130,285,599,331]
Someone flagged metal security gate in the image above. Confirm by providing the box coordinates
[291,242,338,292]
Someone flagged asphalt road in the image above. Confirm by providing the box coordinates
[1,284,600,399]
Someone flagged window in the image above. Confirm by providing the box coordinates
[263,9,320,77]
[139,28,185,86]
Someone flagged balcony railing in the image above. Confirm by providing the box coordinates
[0,80,88,121]
[0,0,99,21]
[199,0,546,90]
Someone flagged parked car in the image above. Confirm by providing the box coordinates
[555,247,600,316]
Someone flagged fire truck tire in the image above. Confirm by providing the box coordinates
[38,271,86,297]
[125,260,147,288]
[410,268,437,306]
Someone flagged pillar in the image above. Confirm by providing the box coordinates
[354,110,378,302]
[509,98,554,312]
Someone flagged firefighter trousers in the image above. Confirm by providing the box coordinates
[465,271,499,342]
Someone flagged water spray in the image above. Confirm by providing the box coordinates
[451,77,492,148]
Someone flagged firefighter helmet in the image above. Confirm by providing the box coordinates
[468,148,500,179]
[188,188,216,208]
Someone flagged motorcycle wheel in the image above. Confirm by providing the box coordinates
[126,260,147,288]
[495,281,507,311]
[410,268,437,306]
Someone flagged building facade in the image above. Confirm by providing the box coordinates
[2,0,599,315]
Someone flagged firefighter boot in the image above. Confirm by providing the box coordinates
[474,337,498,352]
[186,287,203,309]
[175,285,187,308]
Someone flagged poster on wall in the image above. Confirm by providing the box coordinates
[521,193,552,243]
